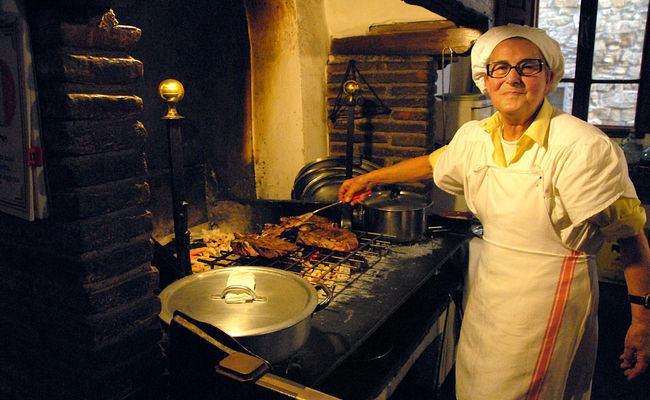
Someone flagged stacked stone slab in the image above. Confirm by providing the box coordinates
[0,5,163,400]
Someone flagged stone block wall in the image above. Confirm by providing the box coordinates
[539,0,648,127]
[0,6,164,400]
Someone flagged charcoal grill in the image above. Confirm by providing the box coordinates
[189,230,392,299]
[155,199,401,291]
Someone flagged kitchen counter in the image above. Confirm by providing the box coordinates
[276,232,469,399]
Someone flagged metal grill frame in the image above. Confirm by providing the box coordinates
[192,230,393,298]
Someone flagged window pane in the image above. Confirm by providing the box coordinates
[593,0,648,80]
[548,82,574,114]
[588,83,638,126]
[538,0,581,79]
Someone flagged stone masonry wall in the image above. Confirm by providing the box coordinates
[539,0,648,127]
[0,6,163,400]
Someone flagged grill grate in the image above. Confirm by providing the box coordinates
[192,230,392,297]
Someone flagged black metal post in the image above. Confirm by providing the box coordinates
[166,119,191,276]
[160,79,191,276]
[342,82,359,229]
[345,98,355,179]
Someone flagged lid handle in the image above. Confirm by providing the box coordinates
[212,285,268,304]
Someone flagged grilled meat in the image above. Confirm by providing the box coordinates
[296,223,359,252]
[231,233,299,258]
[260,215,333,237]
[232,214,357,258]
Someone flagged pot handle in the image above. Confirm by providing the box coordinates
[313,283,332,312]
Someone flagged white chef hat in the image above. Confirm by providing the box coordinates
[471,24,565,94]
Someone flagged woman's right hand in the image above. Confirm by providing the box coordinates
[338,154,434,205]
[338,174,374,205]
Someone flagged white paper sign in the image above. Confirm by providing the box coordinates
[0,11,48,220]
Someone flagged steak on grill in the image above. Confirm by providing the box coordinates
[260,215,333,237]
[232,215,358,258]
[296,223,359,252]
[231,233,299,258]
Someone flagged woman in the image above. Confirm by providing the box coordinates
[338,25,650,399]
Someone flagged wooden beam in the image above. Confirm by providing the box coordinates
[367,20,457,35]
[330,27,482,56]
[403,0,490,31]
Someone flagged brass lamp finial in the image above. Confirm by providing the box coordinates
[159,79,185,119]
[343,80,359,105]
[343,80,359,96]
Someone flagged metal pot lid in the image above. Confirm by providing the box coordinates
[158,267,318,337]
[293,167,369,200]
[294,157,380,180]
[363,190,432,211]
[301,179,342,202]
[292,157,380,200]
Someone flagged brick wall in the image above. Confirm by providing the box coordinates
[327,54,440,193]
[0,6,164,400]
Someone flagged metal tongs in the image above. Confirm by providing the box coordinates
[296,191,371,221]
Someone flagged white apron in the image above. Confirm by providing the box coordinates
[455,164,599,400]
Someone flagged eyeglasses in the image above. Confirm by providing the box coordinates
[486,59,546,78]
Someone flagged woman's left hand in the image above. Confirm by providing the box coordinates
[617,232,650,380]
[620,320,650,380]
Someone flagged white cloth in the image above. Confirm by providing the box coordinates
[225,270,256,303]
[433,109,636,399]
[471,24,565,94]
[501,136,519,164]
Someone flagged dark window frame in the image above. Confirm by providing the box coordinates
[562,0,650,138]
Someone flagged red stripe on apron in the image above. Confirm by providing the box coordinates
[526,250,580,400]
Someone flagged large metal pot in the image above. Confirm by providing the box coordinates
[158,266,331,363]
[359,190,432,242]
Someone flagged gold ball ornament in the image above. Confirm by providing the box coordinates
[159,79,185,103]
[158,79,184,119]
